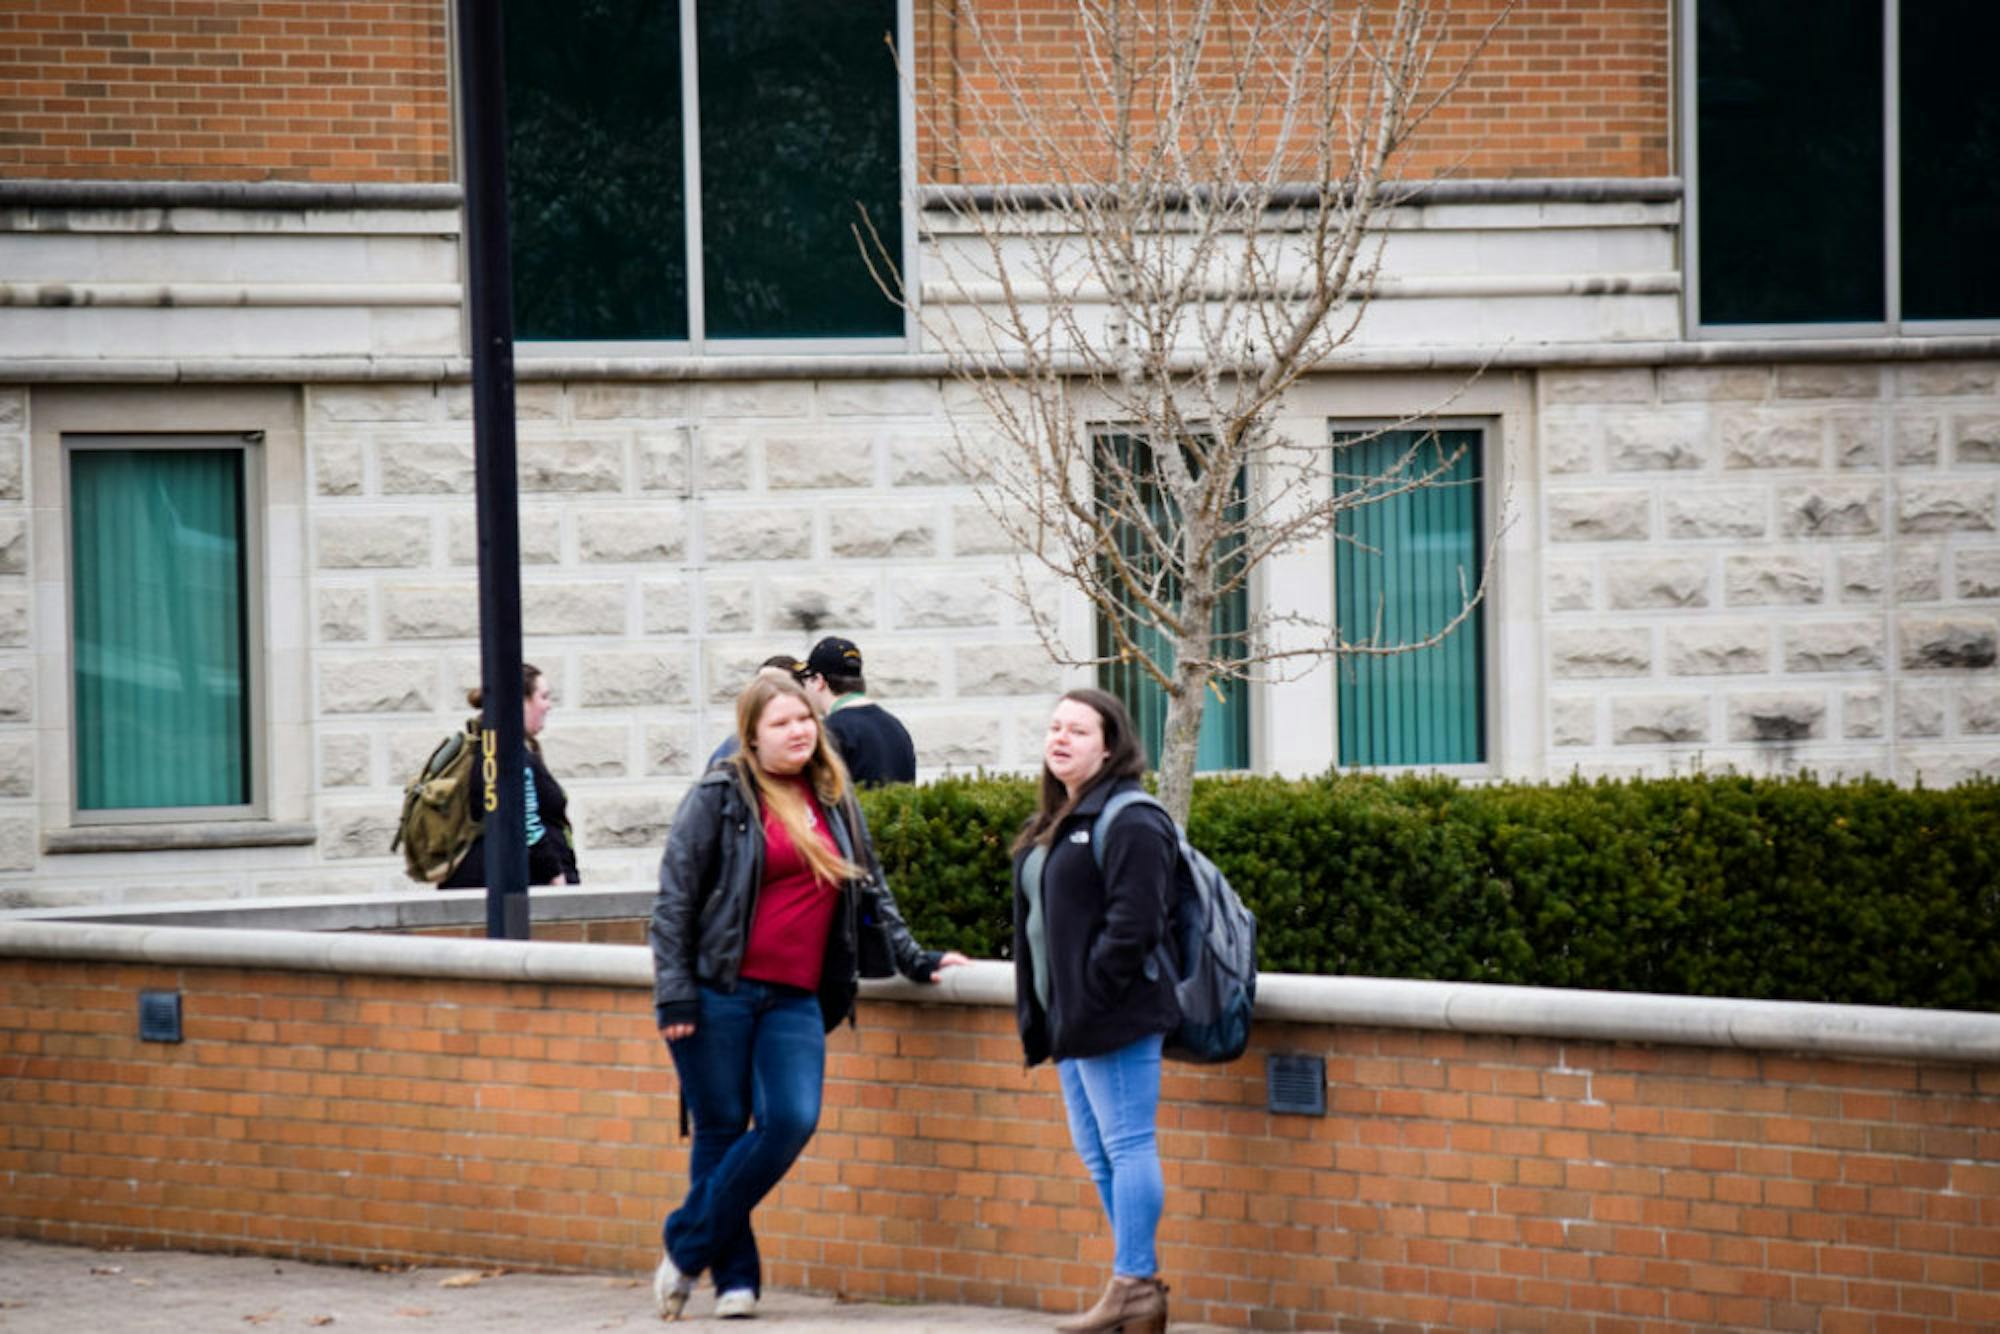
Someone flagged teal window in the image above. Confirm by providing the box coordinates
[69,445,252,814]
[505,0,904,343]
[1332,428,1485,767]
[1094,434,1249,772]
[1691,0,2000,327]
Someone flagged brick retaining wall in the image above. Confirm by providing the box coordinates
[3,928,1997,1330]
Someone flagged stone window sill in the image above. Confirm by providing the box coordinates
[43,822,319,855]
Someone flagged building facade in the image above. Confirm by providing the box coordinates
[1,0,1995,907]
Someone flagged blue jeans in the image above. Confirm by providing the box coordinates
[1057,1033,1165,1278]
[664,980,825,1296]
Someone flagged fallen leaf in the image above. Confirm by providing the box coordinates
[129,1277,155,1288]
[89,1265,124,1276]
[308,1317,336,1327]
[393,1307,433,1318]
[437,1273,483,1289]
[242,1310,279,1326]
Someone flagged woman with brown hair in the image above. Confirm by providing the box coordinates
[439,663,578,888]
[1013,688,1179,1334]
[648,673,967,1320]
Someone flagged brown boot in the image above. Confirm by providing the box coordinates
[1054,1275,1168,1334]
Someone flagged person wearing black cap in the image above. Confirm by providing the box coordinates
[801,636,917,786]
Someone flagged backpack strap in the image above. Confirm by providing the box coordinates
[1090,789,1170,869]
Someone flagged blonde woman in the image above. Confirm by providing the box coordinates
[648,674,967,1319]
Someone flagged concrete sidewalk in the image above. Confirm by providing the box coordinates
[0,1237,1230,1331]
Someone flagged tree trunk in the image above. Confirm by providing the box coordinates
[1155,655,1210,826]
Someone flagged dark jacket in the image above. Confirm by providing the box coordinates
[440,745,579,888]
[825,702,917,786]
[651,763,940,1033]
[1011,774,1181,1066]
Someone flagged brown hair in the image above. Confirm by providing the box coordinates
[465,662,544,709]
[1011,687,1148,855]
[465,664,546,751]
[731,674,862,887]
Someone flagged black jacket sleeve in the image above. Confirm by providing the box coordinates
[841,791,940,983]
[652,778,727,1028]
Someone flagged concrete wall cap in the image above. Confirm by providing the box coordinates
[3,922,1995,1063]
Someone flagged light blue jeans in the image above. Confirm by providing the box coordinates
[1057,1033,1165,1278]
[664,980,825,1296]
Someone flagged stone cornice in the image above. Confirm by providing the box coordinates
[0,180,462,211]
[5,335,1999,385]
[921,176,1686,211]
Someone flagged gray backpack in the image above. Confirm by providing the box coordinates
[1092,791,1258,1064]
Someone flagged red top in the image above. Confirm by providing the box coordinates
[740,777,843,992]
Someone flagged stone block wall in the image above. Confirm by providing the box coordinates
[306,377,1061,894]
[1539,361,2000,785]
[0,389,27,876]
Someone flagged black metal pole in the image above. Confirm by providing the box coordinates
[456,0,529,939]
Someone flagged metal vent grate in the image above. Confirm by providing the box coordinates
[1266,1053,1326,1116]
[138,990,182,1043]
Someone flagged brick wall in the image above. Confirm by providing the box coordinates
[0,1,1662,187]
[919,0,1670,184]
[0,0,450,181]
[4,953,1996,1330]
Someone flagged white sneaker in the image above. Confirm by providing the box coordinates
[714,1287,758,1319]
[653,1254,693,1320]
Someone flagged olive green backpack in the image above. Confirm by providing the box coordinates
[391,721,484,883]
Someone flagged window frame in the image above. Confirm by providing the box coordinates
[1326,417,1496,776]
[1681,0,2000,339]
[505,0,920,358]
[62,432,268,826]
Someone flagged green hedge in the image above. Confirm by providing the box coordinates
[860,771,2000,1012]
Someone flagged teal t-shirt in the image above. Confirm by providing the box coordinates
[523,766,545,845]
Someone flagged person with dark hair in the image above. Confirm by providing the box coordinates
[799,636,916,786]
[649,673,967,1320]
[1011,688,1178,1334]
[439,663,579,888]
[704,654,808,770]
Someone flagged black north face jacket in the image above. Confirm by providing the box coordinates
[1011,774,1182,1066]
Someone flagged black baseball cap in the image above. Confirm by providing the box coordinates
[805,636,863,678]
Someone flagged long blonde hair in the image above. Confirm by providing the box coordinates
[731,675,862,887]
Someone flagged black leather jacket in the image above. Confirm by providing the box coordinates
[650,763,940,1033]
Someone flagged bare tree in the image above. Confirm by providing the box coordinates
[871,0,1508,820]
